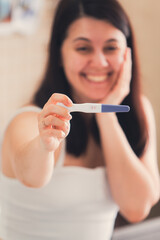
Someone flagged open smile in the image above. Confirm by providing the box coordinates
[80,72,113,83]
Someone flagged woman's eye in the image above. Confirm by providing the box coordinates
[76,46,91,53]
[104,46,118,52]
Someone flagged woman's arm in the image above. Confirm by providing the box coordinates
[2,94,72,188]
[96,96,160,223]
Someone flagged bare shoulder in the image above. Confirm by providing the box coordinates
[141,95,154,115]
[2,107,41,176]
[140,95,157,162]
[141,95,156,130]
[4,106,41,141]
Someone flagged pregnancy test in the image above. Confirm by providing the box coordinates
[57,103,130,113]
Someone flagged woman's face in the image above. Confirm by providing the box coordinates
[61,17,127,102]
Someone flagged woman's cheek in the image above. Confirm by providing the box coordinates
[112,52,125,72]
[68,54,85,71]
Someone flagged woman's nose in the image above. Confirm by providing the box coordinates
[90,52,109,68]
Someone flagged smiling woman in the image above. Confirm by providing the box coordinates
[61,17,127,102]
[0,0,159,240]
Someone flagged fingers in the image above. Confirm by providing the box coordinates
[39,128,66,152]
[125,47,132,79]
[46,93,73,107]
[41,126,69,140]
[120,47,132,80]
[38,102,72,136]
[40,104,72,121]
[37,94,72,152]
[105,48,132,105]
[117,47,132,96]
[40,115,70,136]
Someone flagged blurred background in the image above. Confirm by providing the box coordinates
[0,0,160,232]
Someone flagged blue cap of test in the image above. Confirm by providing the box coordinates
[102,104,130,112]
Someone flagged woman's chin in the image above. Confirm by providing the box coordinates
[77,74,116,102]
[80,91,109,103]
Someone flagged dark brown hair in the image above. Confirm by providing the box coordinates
[32,0,148,157]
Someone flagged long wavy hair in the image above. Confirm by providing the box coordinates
[32,0,148,158]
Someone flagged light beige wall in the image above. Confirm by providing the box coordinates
[0,0,56,132]
[119,0,160,169]
[0,0,160,169]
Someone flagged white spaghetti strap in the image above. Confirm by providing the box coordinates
[12,106,42,115]
[55,140,66,168]
[7,106,42,122]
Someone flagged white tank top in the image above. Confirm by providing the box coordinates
[0,106,119,240]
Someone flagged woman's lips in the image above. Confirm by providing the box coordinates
[81,72,113,83]
[87,75,107,82]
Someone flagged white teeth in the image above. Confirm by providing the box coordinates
[87,75,107,82]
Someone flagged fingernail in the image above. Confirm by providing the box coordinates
[69,114,72,120]
[66,113,72,120]
[62,131,65,137]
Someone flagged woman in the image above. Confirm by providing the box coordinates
[0,0,159,239]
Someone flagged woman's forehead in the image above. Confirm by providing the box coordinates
[66,17,126,44]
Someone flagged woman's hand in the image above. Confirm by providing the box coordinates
[100,47,132,105]
[38,93,73,152]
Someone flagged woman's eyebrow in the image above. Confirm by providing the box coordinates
[105,39,118,43]
[73,37,118,43]
[73,37,91,42]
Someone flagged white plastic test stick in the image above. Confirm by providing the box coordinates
[57,103,130,113]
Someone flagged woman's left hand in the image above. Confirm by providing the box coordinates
[99,47,132,105]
